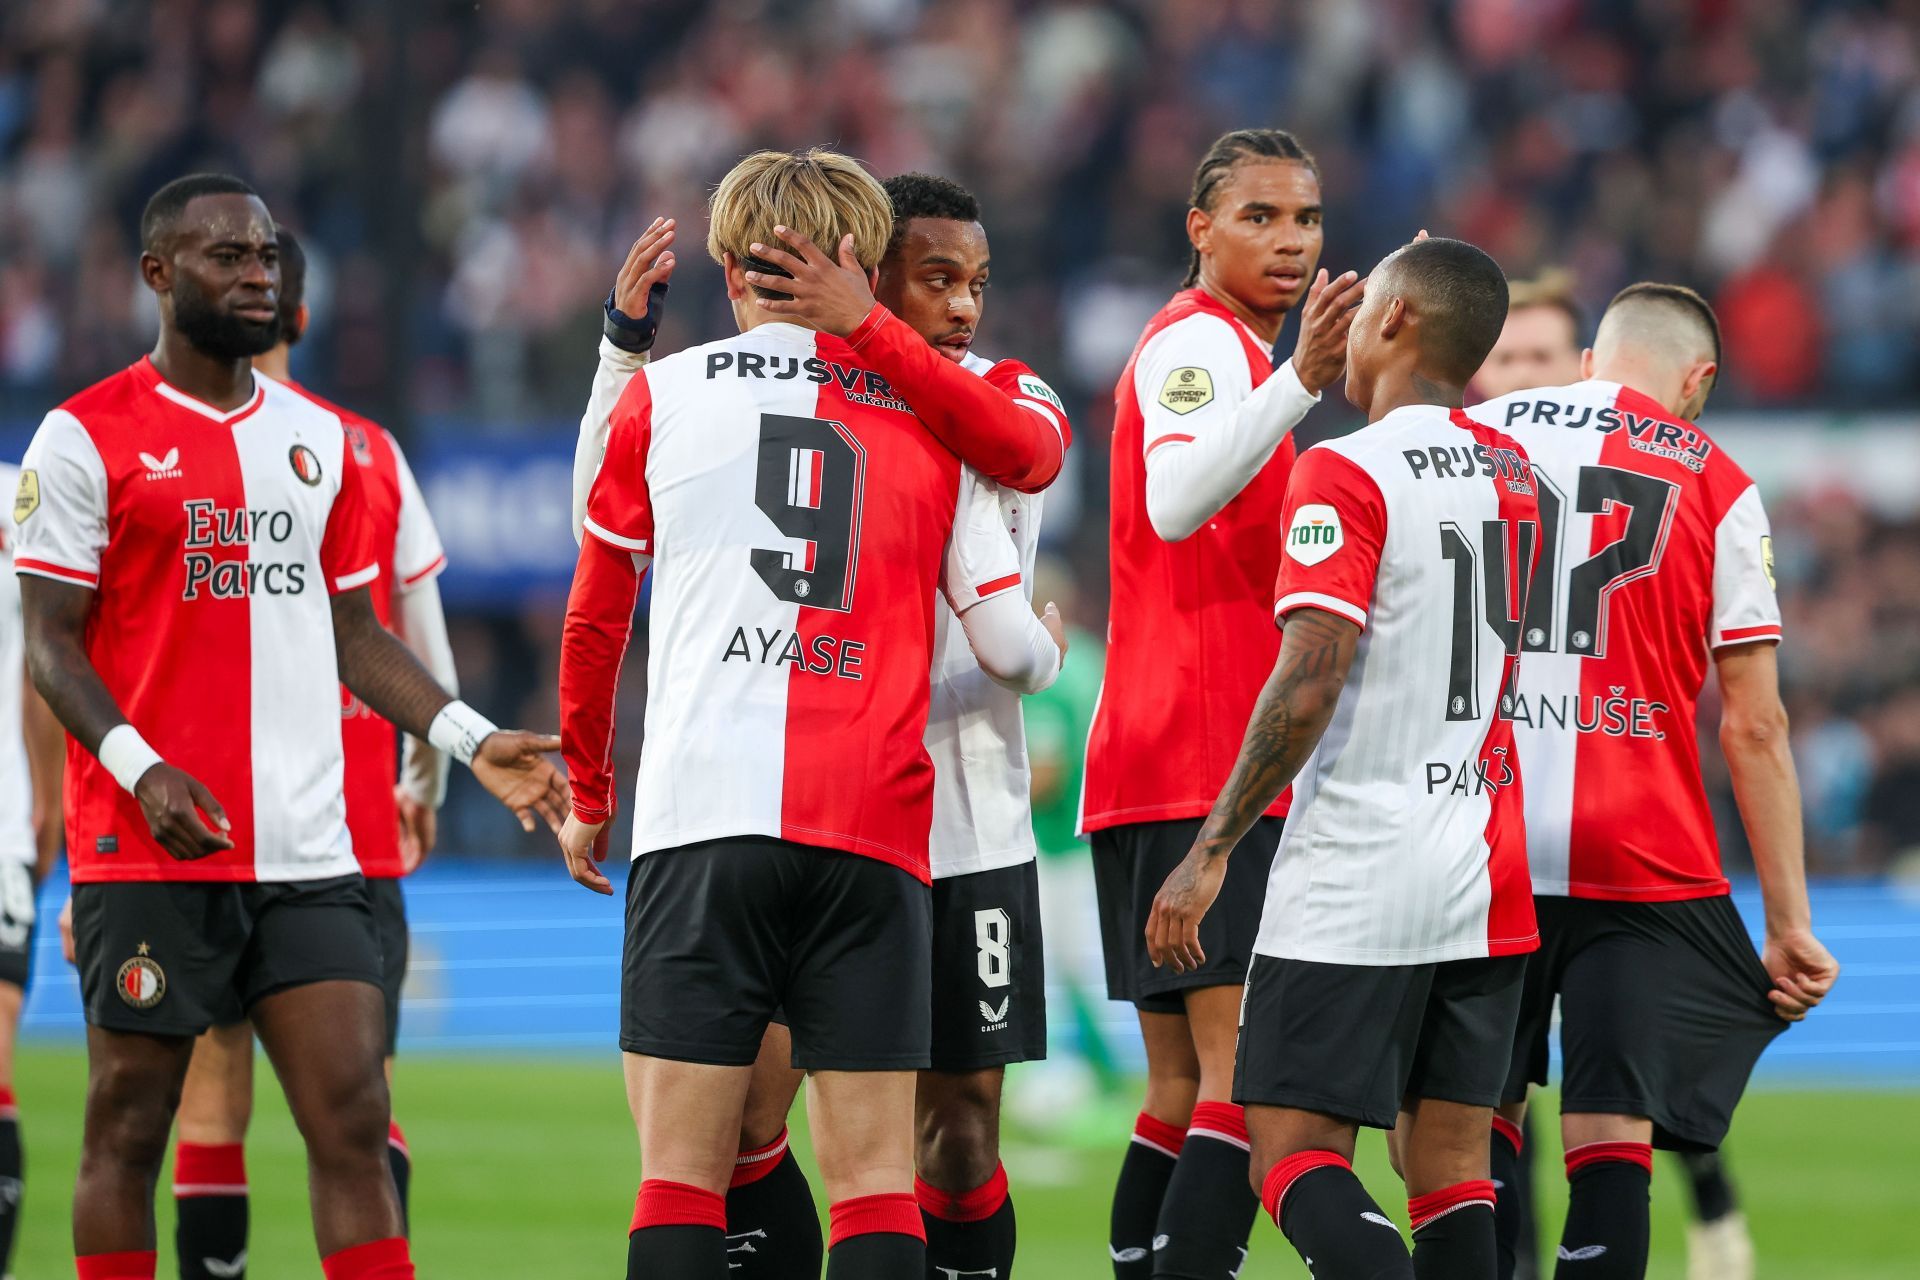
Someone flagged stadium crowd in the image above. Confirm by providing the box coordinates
[3,0,1919,873]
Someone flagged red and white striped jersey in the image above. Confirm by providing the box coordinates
[1082,288,1303,834]
[1257,405,1541,965]
[14,359,378,884]
[0,463,32,868]
[1466,381,1781,900]
[286,384,446,880]
[561,323,1026,884]
[926,352,1070,880]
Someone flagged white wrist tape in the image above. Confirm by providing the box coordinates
[428,700,499,766]
[98,724,164,794]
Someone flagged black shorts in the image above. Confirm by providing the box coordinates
[929,861,1047,1072]
[1093,817,1281,1012]
[622,838,933,1071]
[72,875,382,1038]
[1506,894,1785,1151]
[1236,953,1527,1130]
[367,875,409,1057]
[0,863,40,990]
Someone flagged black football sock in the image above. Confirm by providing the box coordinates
[628,1180,728,1279]
[1409,1181,1498,1280]
[725,1128,822,1278]
[1151,1102,1259,1279]
[173,1142,250,1280]
[1112,1112,1184,1278]
[386,1121,412,1236]
[1675,1149,1737,1224]
[1554,1144,1651,1280]
[918,1161,1016,1278]
[0,1088,20,1276]
[826,1194,925,1278]
[1491,1117,1526,1280]
[1515,1114,1541,1280]
[1262,1151,1412,1280]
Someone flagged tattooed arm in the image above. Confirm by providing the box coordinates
[1145,607,1360,973]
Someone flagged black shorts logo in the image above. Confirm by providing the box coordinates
[116,945,166,1009]
[289,444,323,486]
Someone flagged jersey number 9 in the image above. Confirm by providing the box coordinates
[750,414,867,612]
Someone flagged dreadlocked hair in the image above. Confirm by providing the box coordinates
[1183,129,1319,287]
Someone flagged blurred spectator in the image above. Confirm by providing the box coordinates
[3,0,1917,419]
[4,0,1920,868]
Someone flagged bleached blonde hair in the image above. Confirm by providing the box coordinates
[707,149,893,284]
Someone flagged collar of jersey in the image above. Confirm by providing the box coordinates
[1181,286,1274,360]
[747,321,820,345]
[140,356,267,424]
[1608,381,1673,423]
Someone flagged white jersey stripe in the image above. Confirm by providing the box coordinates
[582,515,648,553]
[1274,591,1369,627]
[234,388,357,883]
[333,562,380,591]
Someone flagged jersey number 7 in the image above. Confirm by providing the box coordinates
[1522,465,1679,659]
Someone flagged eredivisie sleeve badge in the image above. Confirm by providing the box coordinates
[116,942,167,1009]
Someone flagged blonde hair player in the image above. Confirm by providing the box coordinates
[556,149,1061,1280]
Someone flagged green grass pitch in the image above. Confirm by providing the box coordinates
[7,1046,1913,1277]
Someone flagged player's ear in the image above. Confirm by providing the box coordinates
[293,304,311,343]
[865,265,880,292]
[1680,359,1717,417]
[1579,346,1596,380]
[1186,205,1211,258]
[139,250,170,295]
[721,251,747,302]
[1380,295,1406,340]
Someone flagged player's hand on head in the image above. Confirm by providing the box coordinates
[1145,847,1228,974]
[395,786,437,874]
[605,217,676,354]
[1289,266,1366,397]
[1762,928,1840,1021]
[470,730,571,837]
[744,227,877,336]
[557,812,613,895]
[133,763,234,860]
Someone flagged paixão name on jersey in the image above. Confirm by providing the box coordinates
[1424,747,1517,796]
[722,625,865,680]
[180,500,308,599]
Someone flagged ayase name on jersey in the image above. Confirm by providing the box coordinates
[722,625,866,680]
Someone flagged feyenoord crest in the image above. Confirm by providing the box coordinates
[116,942,166,1009]
[288,443,323,486]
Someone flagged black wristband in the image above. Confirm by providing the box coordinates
[603,279,669,354]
